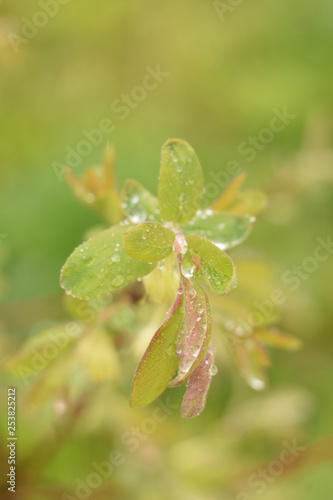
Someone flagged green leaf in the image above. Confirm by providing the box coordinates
[182,210,253,250]
[60,224,155,299]
[122,179,161,223]
[123,222,175,262]
[158,139,204,224]
[130,291,184,407]
[169,279,212,386]
[183,234,236,295]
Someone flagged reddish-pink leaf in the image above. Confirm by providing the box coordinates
[169,277,212,386]
[181,346,215,418]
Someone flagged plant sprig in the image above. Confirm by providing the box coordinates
[60,139,297,418]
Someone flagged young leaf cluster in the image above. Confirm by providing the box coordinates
[60,139,267,417]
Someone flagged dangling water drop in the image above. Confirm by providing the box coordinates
[248,377,265,391]
[210,365,218,376]
[181,260,195,278]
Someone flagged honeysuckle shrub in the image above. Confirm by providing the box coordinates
[58,139,300,418]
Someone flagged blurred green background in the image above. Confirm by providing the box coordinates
[0,1,333,499]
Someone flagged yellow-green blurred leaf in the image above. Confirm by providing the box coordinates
[211,173,246,211]
[224,189,268,216]
[64,146,123,225]
[254,328,302,351]
[143,253,180,303]
[76,328,120,381]
[7,322,80,380]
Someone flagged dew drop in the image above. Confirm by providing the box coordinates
[235,326,245,336]
[210,365,218,376]
[111,254,121,262]
[224,320,235,332]
[166,345,175,356]
[249,377,265,391]
[181,261,195,278]
[84,193,96,204]
[174,233,188,255]
[112,275,125,287]
[131,210,147,224]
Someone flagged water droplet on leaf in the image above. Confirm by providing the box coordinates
[166,345,175,356]
[112,275,125,287]
[210,365,218,376]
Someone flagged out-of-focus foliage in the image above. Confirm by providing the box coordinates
[1,0,333,499]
